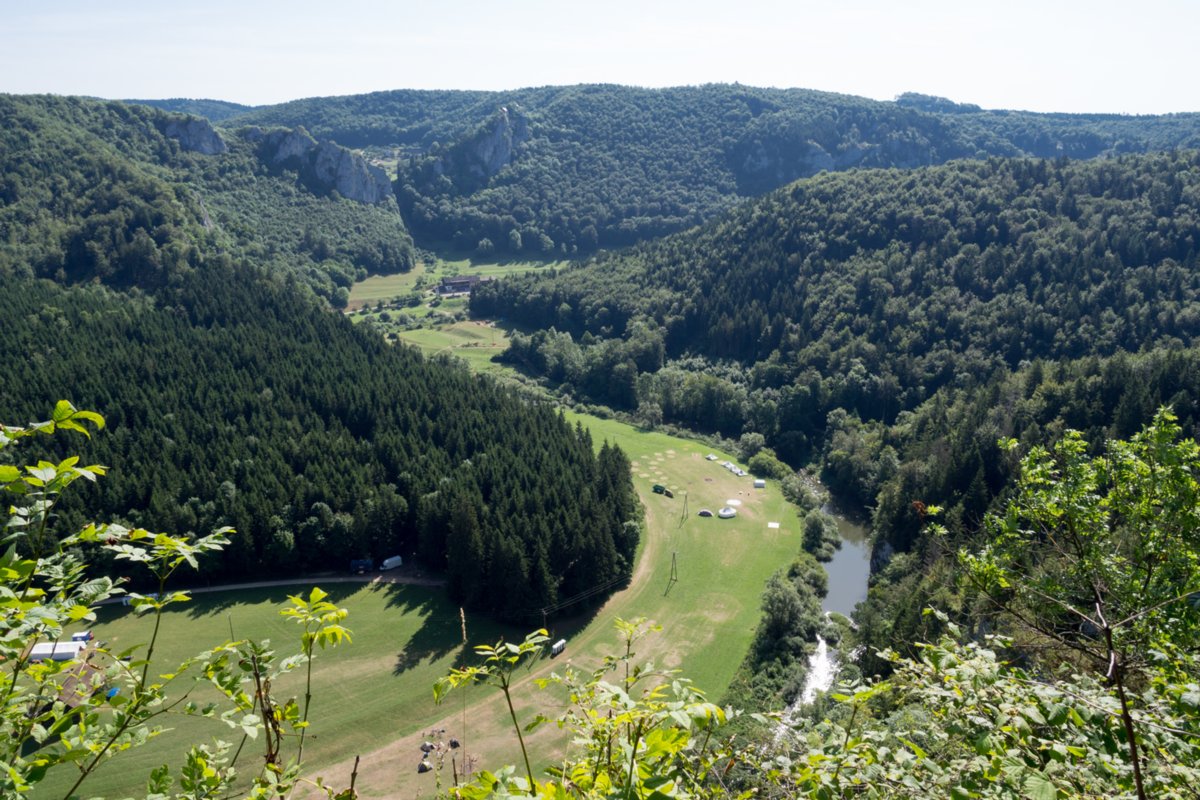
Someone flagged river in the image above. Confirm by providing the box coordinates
[786,507,872,724]
[821,509,872,617]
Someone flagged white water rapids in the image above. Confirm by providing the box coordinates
[772,634,837,744]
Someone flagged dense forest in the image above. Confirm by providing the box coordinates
[0,95,637,621]
[216,85,1200,254]
[472,149,1200,658]
[126,97,257,122]
[2,268,638,621]
[475,151,1200,457]
[1,94,415,304]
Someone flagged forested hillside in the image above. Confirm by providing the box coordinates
[472,150,1200,647]
[1,94,637,621]
[2,267,638,620]
[476,151,1200,454]
[219,85,1200,253]
[125,97,257,122]
[1,94,415,304]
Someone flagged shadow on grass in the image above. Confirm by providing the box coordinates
[386,578,623,677]
[181,582,366,620]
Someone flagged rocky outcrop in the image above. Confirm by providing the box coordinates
[467,106,530,178]
[250,126,394,205]
[162,115,227,155]
[428,107,531,189]
[311,140,394,205]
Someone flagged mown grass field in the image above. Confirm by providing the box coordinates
[307,410,803,798]
[40,582,520,798]
[59,410,802,799]
[395,321,513,375]
[345,261,427,309]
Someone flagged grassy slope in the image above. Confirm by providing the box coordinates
[42,583,518,798]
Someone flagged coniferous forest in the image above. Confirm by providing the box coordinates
[1,95,638,622]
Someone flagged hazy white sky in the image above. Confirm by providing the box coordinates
[2,0,1197,114]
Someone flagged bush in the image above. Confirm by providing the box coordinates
[748,448,790,479]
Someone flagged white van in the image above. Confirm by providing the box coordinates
[380,555,403,570]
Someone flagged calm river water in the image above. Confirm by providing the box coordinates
[821,509,872,617]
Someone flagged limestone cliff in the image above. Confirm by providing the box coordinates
[429,106,530,189]
[248,126,394,205]
[161,115,227,155]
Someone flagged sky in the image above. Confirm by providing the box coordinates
[2,0,1198,114]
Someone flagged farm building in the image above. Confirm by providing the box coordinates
[437,275,491,295]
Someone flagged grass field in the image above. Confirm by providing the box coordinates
[347,257,562,312]
[59,412,801,799]
[306,411,803,798]
[395,321,513,375]
[40,582,520,798]
[346,261,427,309]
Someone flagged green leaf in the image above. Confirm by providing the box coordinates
[898,737,927,759]
[1023,771,1059,800]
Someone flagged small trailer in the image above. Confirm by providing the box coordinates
[71,631,94,642]
[29,641,87,663]
[550,639,567,657]
[349,559,373,574]
[380,555,403,571]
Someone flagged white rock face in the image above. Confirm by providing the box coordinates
[258,127,394,205]
[313,141,394,205]
[163,116,227,155]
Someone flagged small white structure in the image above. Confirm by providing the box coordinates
[754,479,766,489]
[29,641,86,662]
[550,639,567,657]
[381,555,403,570]
[705,454,719,461]
[718,507,738,519]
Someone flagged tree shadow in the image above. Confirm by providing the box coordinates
[181,582,365,620]
[387,580,620,676]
